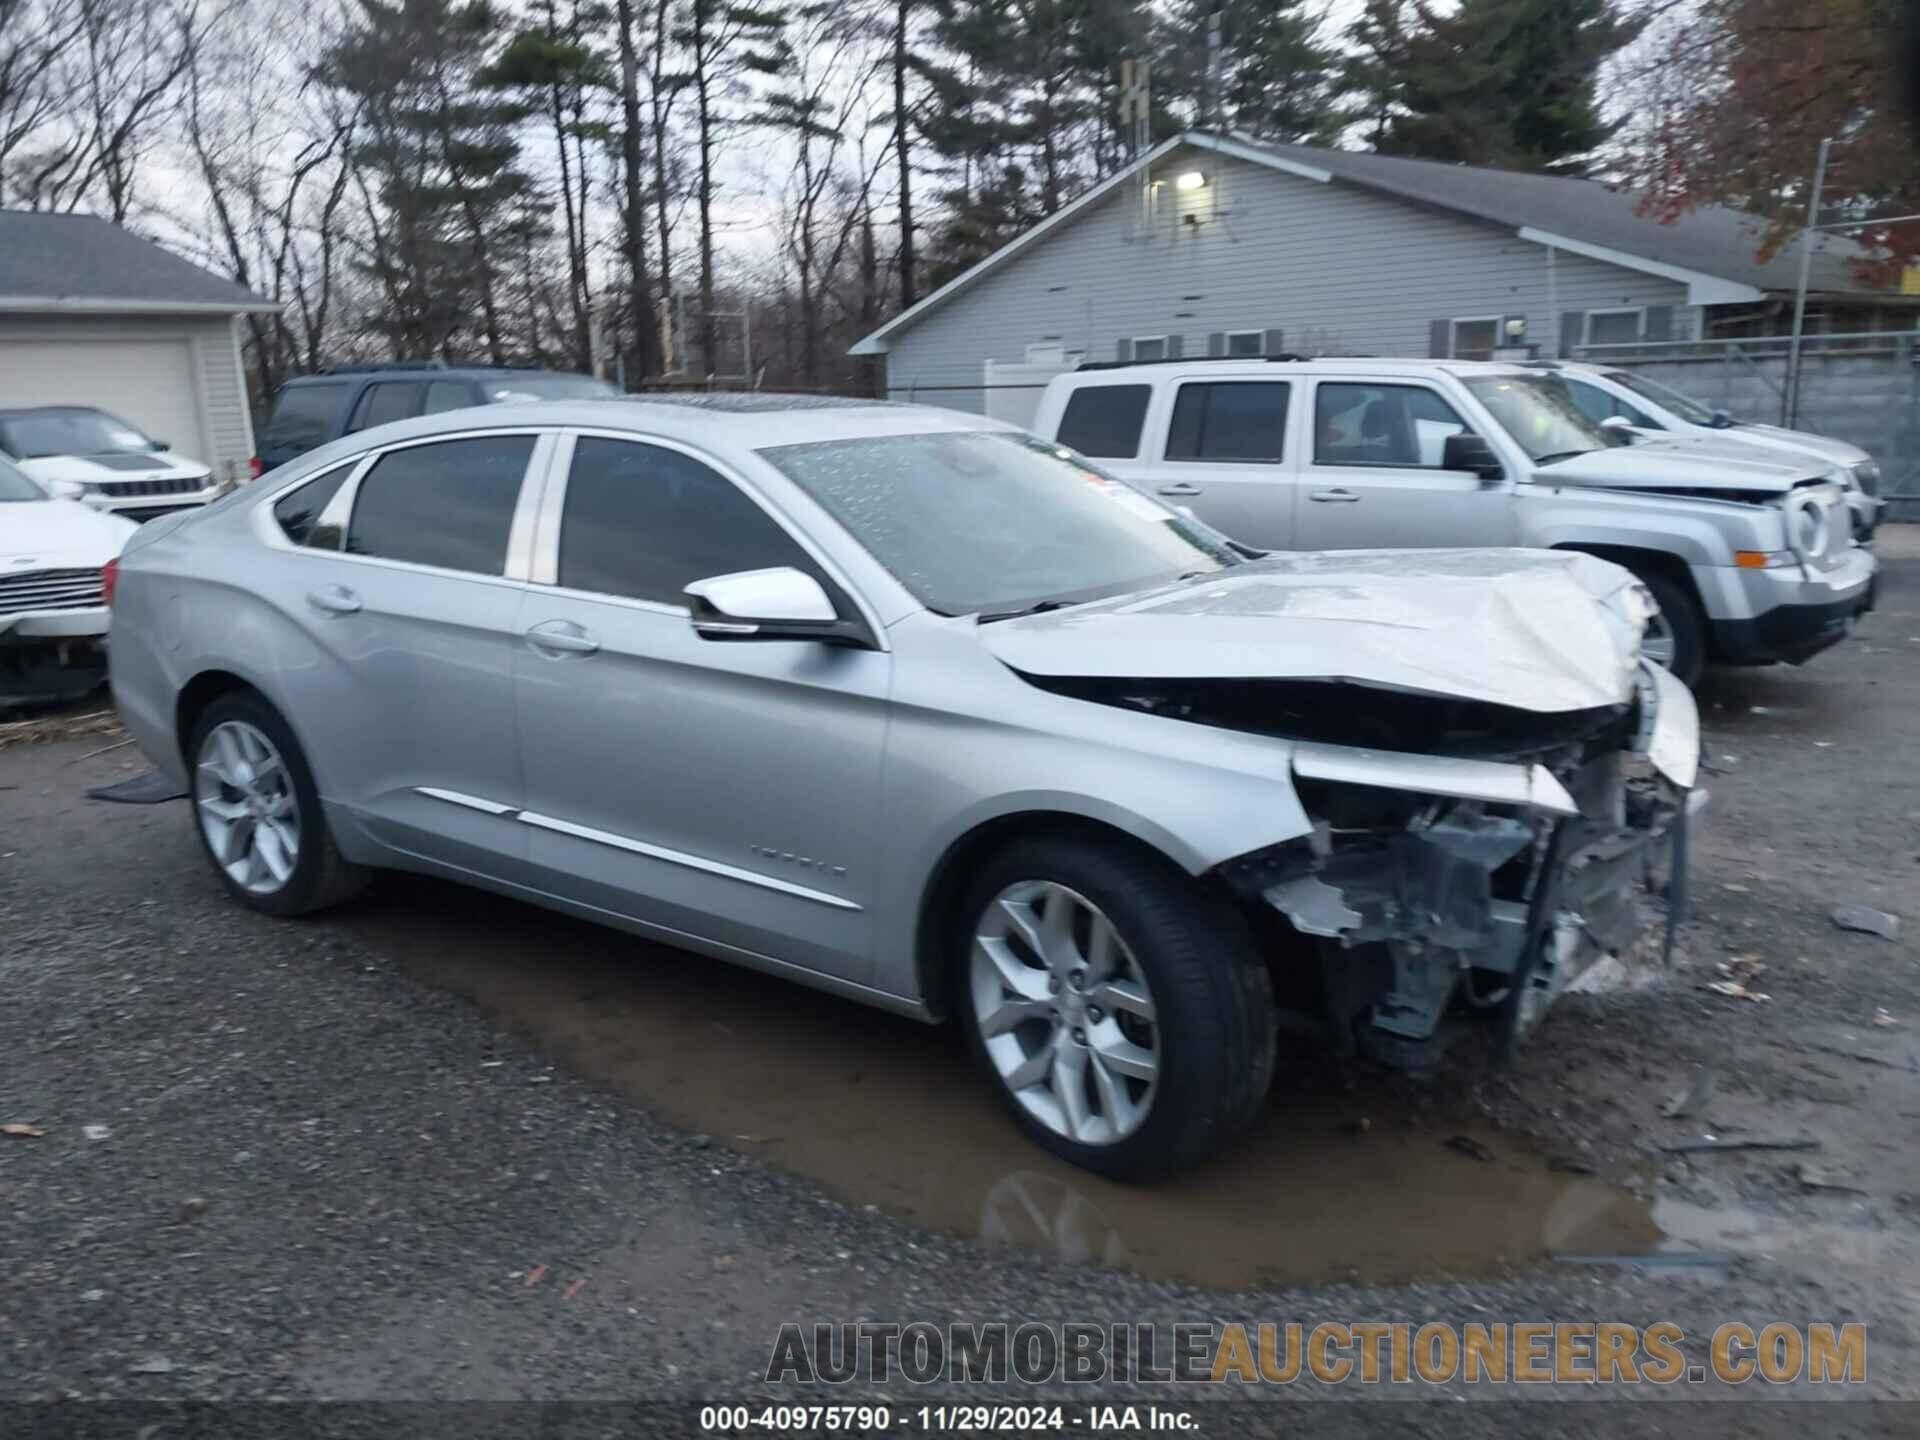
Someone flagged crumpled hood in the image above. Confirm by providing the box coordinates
[17,452,212,484]
[1539,444,1822,495]
[979,549,1649,713]
[0,498,138,567]
[1730,423,1868,467]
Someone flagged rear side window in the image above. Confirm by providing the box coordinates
[346,382,426,434]
[271,461,355,548]
[1165,382,1290,462]
[345,436,535,574]
[263,383,348,454]
[1055,385,1151,459]
[422,380,479,415]
[558,438,826,607]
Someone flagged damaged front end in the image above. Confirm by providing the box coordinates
[1215,663,1701,1067]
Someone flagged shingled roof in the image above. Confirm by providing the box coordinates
[0,211,278,314]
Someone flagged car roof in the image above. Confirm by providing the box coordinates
[294,394,1016,456]
[278,366,591,387]
[1057,357,1534,383]
[0,404,112,419]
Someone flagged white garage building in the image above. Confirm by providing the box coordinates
[0,212,278,482]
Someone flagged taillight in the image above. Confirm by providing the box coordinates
[102,557,119,607]
[249,456,264,480]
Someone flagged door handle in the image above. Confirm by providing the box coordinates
[1309,488,1360,503]
[1156,482,1202,497]
[524,620,600,657]
[306,584,362,615]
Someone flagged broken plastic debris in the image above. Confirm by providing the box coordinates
[2,1122,44,1138]
[1831,904,1900,941]
[1706,980,1771,1002]
[81,1124,111,1141]
[1873,1008,1901,1028]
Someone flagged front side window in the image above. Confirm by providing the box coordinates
[264,383,348,452]
[1562,378,1657,429]
[0,408,153,458]
[347,382,425,434]
[1314,384,1468,468]
[345,435,534,573]
[1607,369,1717,426]
[1461,375,1610,464]
[0,454,45,501]
[271,461,356,547]
[1166,382,1290,462]
[1055,385,1151,459]
[558,438,825,607]
[759,430,1240,619]
[1450,318,1499,360]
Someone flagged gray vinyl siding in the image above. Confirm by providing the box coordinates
[882,151,1693,412]
[0,312,255,477]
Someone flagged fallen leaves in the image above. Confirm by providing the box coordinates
[1706,955,1770,1002]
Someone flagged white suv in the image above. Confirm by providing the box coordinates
[1031,357,1876,687]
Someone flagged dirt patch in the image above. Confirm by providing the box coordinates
[0,700,124,751]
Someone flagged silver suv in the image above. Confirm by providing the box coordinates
[109,396,1698,1179]
[1032,358,1876,686]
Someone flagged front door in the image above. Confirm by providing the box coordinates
[1143,379,1299,550]
[513,433,889,985]
[261,431,544,874]
[1293,380,1518,550]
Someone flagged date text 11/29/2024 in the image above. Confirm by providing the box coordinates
[698,1405,1193,1432]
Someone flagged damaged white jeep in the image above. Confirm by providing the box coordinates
[109,401,1698,1180]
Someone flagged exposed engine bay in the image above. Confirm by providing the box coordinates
[1040,663,1699,1068]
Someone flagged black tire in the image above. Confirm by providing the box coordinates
[1635,569,1707,689]
[187,690,369,918]
[956,833,1276,1181]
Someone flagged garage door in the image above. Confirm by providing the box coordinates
[0,337,207,459]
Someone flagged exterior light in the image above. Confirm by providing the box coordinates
[1175,171,1207,192]
[1504,317,1527,339]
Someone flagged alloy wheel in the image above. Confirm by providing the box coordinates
[970,880,1160,1146]
[195,720,301,895]
[1641,609,1677,670]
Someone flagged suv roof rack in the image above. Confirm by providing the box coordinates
[1076,352,1307,372]
[314,359,448,375]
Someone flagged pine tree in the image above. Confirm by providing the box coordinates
[1339,0,1413,151]
[1161,0,1343,142]
[1380,0,1639,175]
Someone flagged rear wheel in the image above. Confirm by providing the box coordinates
[1634,570,1707,689]
[189,691,368,917]
[959,835,1275,1181]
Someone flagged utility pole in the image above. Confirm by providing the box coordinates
[1785,136,1831,427]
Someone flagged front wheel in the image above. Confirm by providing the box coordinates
[959,835,1275,1181]
[1634,570,1707,689]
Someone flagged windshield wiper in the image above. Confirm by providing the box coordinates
[976,599,1071,624]
[1533,450,1595,466]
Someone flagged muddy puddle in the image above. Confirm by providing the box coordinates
[350,875,1672,1290]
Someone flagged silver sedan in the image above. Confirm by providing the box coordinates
[109,396,1699,1179]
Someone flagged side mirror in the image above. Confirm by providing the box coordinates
[1599,415,1638,444]
[152,438,172,451]
[684,566,874,648]
[1709,409,1733,429]
[46,478,86,501]
[1441,430,1503,481]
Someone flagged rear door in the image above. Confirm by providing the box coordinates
[1293,380,1518,550]
[261,430,549,876]
[1143,379,1298,549]
[259,381,352,471]
[512,432,889,983]
[343,381,429,437]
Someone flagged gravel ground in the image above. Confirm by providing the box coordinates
[4,533,1919,1435]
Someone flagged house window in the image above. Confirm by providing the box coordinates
[1130,335,1169,362]
[1450,317,1500,360]
[1583,309,1645,348]
[1225,330,1266,358]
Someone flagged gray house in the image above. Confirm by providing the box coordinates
[0,212,279,479]
[851,131,1907,425]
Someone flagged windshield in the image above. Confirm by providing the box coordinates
[486,375,617,402]
[1605,370,1720,426]
[0,454,47,501]
[1462,375,1612,464]
[758,430,1242,617]
[0,409,155,459]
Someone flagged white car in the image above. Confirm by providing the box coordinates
[0,406,225,522]
[0,455,137,705]
[1534,361,1883,540]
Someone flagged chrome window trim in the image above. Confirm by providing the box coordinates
[532,426,891,650]
[411,786,861,911]
[502,433,559,582]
